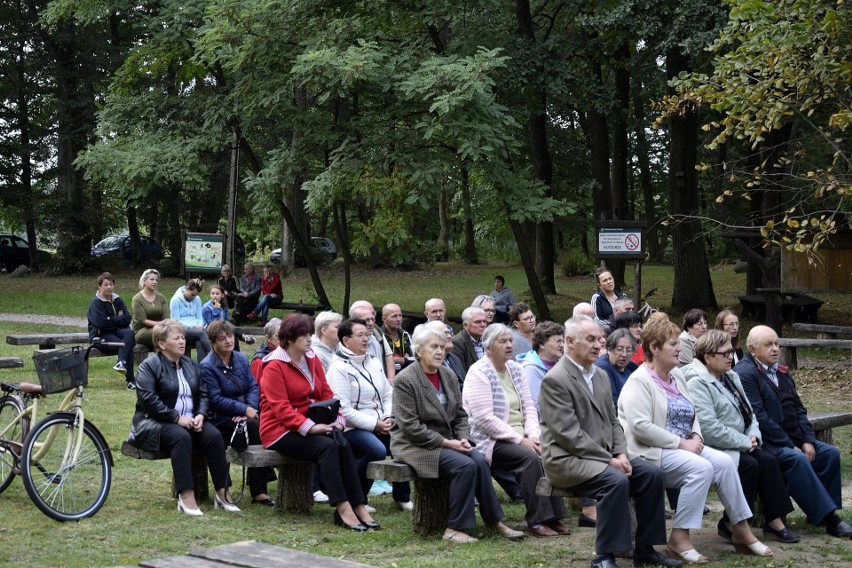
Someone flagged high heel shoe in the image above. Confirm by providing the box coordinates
[732,540,772,557]
[334,510,368,532]
[177,495,203,516]
[214,494,241,513]
[355,514,381,530]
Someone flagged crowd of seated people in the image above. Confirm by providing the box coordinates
[101,266,850,561]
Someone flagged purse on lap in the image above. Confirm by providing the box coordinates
[307,399,340,425]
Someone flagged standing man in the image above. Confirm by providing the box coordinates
[381,303,413,373]
[735,325,852,538]
[539,316,680,568]
[452,306,488,378]
[350,300,395,381]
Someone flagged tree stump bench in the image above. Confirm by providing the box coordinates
[0,357,23,369]
[121,441,209,501]
[809,411,852,445]
[225,445,313,514]
[367,459,448,536]
[778,338,852,369]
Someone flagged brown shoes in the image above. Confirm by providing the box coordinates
[527,524,560,538]
[547,521,572,535]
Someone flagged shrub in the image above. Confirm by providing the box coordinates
[560,251,592,277]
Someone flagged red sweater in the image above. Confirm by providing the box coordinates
[258,347,334,447]
[260,273,282,297]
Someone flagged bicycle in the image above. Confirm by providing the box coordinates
[637,287,659,320]
[0,344,113,521]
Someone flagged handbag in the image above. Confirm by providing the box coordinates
[307,399,340,425]
[229,420,249,451]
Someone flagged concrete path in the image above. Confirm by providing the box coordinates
[0,313,87,328]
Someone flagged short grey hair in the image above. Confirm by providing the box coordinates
[563,315,596,340]
[424,297,444,311]
[348,300,374,319]
[481,323,512,350]
[461,306,486,324]
[412,321,450,356]
[605,328,636,352]
[614,298,634,310]
[314,311,342,336]
[572,302,594,317]
[264,318,283,339]
[471,295,494,309]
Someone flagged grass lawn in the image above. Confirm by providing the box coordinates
[0,263,850,567]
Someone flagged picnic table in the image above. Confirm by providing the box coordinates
[739,291,823,324]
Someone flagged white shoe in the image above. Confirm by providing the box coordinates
[214,494,241,512]
[313,490,329,503]
[113,360,127,375]
[394,501,414,512]
[178,495,203,516]
[364,504,377,513]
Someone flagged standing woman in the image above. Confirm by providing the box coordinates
[508,302,536,357]
[463,324,569,538]
[714,309,743,365]
[200,320,273,506]
[87,271,136,389]
[678,309,708,367]
[129,319,239,516]
[591,267,627,331]
[259,313,378,531]
[327,319,412,511]
[131,268,169,349]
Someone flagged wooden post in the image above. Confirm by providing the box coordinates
[411,478,450,536]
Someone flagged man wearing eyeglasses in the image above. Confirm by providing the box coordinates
[735,325,852,539]
[350,300,395,381]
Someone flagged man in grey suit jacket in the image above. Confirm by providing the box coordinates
[539,316,679,568]
[451,306,488,379]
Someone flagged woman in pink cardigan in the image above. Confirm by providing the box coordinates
[462,324,569,538]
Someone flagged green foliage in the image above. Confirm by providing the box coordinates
[560,250,594,277]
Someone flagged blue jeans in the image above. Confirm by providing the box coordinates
[764,440,841,525]
[254,294,282,321]
[96,327,135,382]
[343,429,410,503]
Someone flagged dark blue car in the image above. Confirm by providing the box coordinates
[91,234,162,262]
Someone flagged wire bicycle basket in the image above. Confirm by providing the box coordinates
[32,347,88,394]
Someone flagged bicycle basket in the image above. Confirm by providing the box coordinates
[32,346,88,394]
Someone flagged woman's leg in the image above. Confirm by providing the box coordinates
[438,448,479,531]
[194,422,231,495]
[378,434,411,503]
[100,329,136,383]
[343,428,389,500]
[183,327,211,361]
[468,450,504,526]
[159,423,197,506]
[751,448,794,525]
[243,419,270,499]
[701,446,752,525]
[660,448,713,531]
[491,440,565,526]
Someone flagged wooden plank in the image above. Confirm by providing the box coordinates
[191,541,374,568]
[226,445,303,468]
[793,323,852,337]
[809,411,852,432]
[778,338,852,349]
[6,333,89,349]
[0,357,23,369]
[366,460,417,483]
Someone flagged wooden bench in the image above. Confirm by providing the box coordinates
[792,323,852,340]
[225,445,313,514]
[6,332,90,350]
[268,302,331,317]
[0,357,23,369]
[367,460,446,535]
[809,411,852,445]
[778,337,852,368]
[739,293,823,324]
[121,441,209,501]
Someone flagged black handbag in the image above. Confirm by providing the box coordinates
[307,399,340,425]
[229,420,249,450]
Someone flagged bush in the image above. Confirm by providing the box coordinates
[560,251,593,277]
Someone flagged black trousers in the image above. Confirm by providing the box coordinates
[159,421,230,493]
[570,459,668,555]
[269,432,365,507]
[439,448,504,531]
[722,448,794,524]
[491,441,566,526]
[215,418,271,498]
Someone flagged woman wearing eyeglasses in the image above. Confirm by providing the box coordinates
[714,309,743,365]
[593,329,638,411]
[508,302,536,357]
[683,330,799,545]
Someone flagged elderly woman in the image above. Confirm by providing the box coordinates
[615,311,645,365]
[618,317,771,563]
[683,331,799,544]
[87,271,136,389]
[200,320,273,506]
[516,321,564,411]
[391,321,524,543]
[311,311,343,372]
[593,328,638,410]
[131,268,169,349]
[678,309,707,367]
[251,318,282,380]
[508,302,536,357]
[463,324,569,538]
[714,309,743,365]
[217,264,240,310]
[259,313,378,531]
[591,267,628,331]
[327,319,412,511]
[472,294,498,324]
[128,319,239,516]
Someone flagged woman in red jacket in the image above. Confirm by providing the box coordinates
[259,313,378,531]
[248,265,282,325]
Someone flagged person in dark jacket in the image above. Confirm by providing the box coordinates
[250,318,281,381]
[200,320,273,505]
[128,319,239,516]
[87,272,136,388]
[217,264,240,310]
[734,325,852,539]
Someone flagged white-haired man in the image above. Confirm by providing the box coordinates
[452,306,488,379]
[349,300,395,380]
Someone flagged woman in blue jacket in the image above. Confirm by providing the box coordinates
[87,272,136,388]
[200,320,273,505]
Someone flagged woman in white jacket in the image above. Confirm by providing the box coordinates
[327,318,412,510]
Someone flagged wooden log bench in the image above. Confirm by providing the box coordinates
[792,323,852,340]
[0,357,23,369]
[7,332,90,350]
[225,445,313,514]
[367,459,447,536]
[778,337,852,369]
[121,441,210,501]
[809,411,852,445]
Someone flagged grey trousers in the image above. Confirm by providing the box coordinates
[491,440,566,526]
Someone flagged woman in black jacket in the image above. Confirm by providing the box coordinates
[87,272,136,388]
[128,319,239,516]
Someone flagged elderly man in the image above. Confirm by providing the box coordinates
[734,325,852,538]
[573,302,596,318]
[452,306,488,379]
[349,300,395,380]
[381,303,413,373]
[424,298,447,322]
[539,316,679,568]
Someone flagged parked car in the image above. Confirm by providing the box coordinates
[271,237,337,266]
[0,234,49,272]
[91,234,162,263]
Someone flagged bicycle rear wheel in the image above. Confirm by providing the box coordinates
[21,413,112,521]
[0,395,25,494]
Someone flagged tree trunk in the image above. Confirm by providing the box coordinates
[460,162,478,264]
[506,208,551,321]
[667,46,717,311]
[609,42,631,289]
[632,83,661,261]
[437,185,449,261]
[333,202,352,314]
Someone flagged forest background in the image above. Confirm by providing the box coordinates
[0,0,848,319]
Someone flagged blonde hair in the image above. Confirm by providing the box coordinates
[138,268,160,290]
[152,319,185,352]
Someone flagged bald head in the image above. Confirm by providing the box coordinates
[424,298,446,322]
[747,325,780,366]
[382,303,403,331]
[572,302,595,318]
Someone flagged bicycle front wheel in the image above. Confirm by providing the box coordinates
[0,395,25,494]
[21,413,112,521]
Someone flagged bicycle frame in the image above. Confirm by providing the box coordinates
[0,386,82,464]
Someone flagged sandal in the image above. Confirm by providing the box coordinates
[665,547,708,564]
[442,529,478,544]
[733,540,772,557]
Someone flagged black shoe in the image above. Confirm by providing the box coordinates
[251,497,275,506]
[357,517,381,530]
[333,510,367,532]
[126,381,137,390]
[578,513,597,528]
[826,517,852,538]
[242,335,256,345]
[664,510,672,520]
[703,505,710,516]
[633,547,683,568]
[591,554,620,568]
[716,518,732,542]
[762,523,800,543]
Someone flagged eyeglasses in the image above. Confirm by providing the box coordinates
[483,309,496,314]
[611,347,634,354]
[711,349,735,358]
